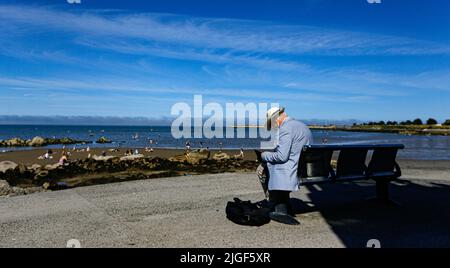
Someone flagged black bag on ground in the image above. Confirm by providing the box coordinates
[226,198,271,226]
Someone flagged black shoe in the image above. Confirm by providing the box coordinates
[269,212,300,225]
[269,203,299,225]
[287,203,295,216]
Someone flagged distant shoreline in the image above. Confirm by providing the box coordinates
[310,125,450,136]
[1,123,449,136]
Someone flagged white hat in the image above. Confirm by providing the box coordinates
[265,106,285,131]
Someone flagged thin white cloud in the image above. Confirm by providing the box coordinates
[284,68,450,96]
[0,74,372,104]
[76,38,308,71]
[0,4,449,118]
[0,4,449,58]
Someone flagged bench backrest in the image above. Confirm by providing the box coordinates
[300,144,404,181]
[336,148,368,179]
[298,149,333,179]
[367,147,401,177]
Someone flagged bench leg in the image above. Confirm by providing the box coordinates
[366,178,400,206]
[376,179,389,201]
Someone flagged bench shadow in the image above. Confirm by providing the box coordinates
[289,179,450,248]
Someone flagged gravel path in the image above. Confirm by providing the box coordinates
[1,168,449,248]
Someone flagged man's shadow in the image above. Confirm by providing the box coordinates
[289,179,450,248]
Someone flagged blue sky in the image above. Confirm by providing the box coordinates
[0,0,449,122]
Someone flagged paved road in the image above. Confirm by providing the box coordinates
[1,170,449,248]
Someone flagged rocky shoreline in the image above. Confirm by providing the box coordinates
[0,136,92,147]
[0,150,258,197]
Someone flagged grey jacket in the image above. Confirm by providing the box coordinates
[261,117,313,192]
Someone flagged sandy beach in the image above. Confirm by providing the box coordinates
[0,147,255,190]
[0,147,260,196]
[2,147,450,167]
[0,148,256,166]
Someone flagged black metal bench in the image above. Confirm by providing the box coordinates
[298,144,404,205]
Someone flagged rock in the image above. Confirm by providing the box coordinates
[59,137,74,144]
[185,149,210,165]
[42,181,68,191]
[29,136,46,147]
[169,154,188,162]
[6,138,27,146]
[1,137,90,147]
[16,163,28,174]
[92,155,117,161]
[34,170,49,182]
[212,152,230,161]
[45,163,61,170]
[96,136,112,144]
[0,161,18,173]
[0,148,260,197]
[0,182,42,197]
[28,164,42,171]
[9,187,26,197]
[0,180,11,196]
[46,137,90,145]
[42,182,51,190]
[120,154,144,161]
[23,186,45,195]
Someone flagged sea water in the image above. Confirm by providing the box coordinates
[0,125,449,160]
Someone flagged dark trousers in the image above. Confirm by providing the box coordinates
[269,190,291,206]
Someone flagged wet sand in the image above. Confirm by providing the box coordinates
[0,148,256,166]
[1,148,450,173]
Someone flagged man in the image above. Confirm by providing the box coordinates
[257,107,313,225]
